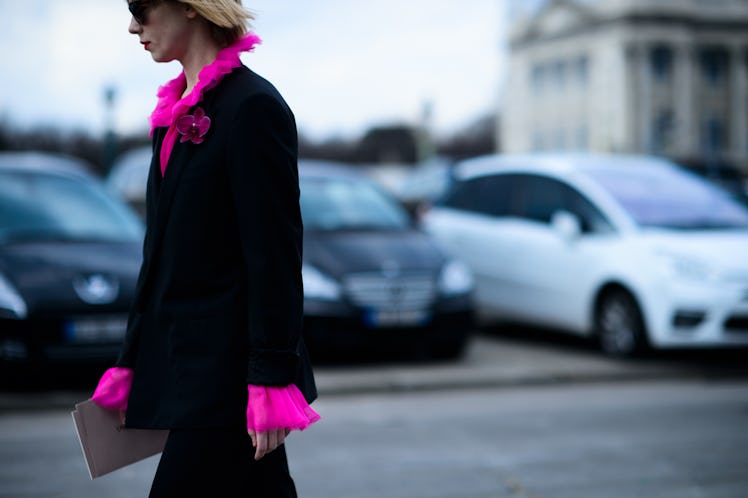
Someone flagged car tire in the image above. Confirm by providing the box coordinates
[595,289,647,357]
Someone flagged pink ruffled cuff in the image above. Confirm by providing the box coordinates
[91,368,321,433]
[246,384,321,433]
[91,367,133,411]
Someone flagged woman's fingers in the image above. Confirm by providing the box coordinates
[276,428,287,448]
[248,429,257,448]
[250,428,288,460]
[254,432,266,460]
[267,429,278,453]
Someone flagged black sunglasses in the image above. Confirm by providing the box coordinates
[128,0,154,25]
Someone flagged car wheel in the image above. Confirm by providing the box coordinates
[596,290,647,357]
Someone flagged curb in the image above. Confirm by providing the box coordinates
[310,361,748,397]
[2,369,746,412]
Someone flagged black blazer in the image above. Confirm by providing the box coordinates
[116,66,317,430]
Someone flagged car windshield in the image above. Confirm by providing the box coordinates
[300,176,410,231]
[0,170,144,243]
[585,163,748,229]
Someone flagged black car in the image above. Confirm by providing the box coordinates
[298,160,475,360]
[0,152,144,367]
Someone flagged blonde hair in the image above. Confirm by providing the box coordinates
[180,0,255,46]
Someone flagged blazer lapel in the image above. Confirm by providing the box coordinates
[151,138,189,248]
[149,96,219,253]
[134,128,191,308]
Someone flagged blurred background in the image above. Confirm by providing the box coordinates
[2,0,747,192]
[0,0,507,173]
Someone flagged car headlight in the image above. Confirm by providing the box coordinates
[302,264,342,301]
[0,273,27,319]
[438,260,474,296]
[654,251,715,282]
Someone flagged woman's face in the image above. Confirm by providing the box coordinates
[127,1,195,63]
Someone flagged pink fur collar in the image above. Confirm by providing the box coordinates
[149,33,261,134]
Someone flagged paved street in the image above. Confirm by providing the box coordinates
[1,331,747,497]
[290,381,748,498]
[1,380,747,498]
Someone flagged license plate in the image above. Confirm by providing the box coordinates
[364,309,431,328]
[63,316,128,343]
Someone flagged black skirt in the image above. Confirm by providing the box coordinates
[148,427,297,498]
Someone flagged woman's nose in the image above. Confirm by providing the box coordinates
[128,17,141,34]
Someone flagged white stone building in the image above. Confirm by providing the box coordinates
[501,0,748,171]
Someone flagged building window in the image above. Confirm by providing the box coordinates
[702,117,726,156]
[531,58,587,94]
[554,60,566,91]
[531,64,546,95]
[700,48,729,87]
[576,56,589,87]
[652,110,674,153]
[650,46,673,83]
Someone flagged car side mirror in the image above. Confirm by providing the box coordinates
[551,210,582,241]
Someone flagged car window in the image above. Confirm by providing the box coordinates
[439,177,485,212]
[565,184,614,233]
[0,170,144,243]
[300,177,410,231]
[585,164,748,229]
[515,175,566,224]
[514,174,613,233]
[439,174,518,217]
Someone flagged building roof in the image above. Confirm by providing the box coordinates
[512,0,748,47]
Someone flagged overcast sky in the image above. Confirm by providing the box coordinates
[0,0,517,142]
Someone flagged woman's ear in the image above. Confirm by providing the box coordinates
[184,4,198,20]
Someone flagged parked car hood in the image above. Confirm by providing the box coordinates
[640,228,748,271]
[304,229,446,279]
[0,241,142,313]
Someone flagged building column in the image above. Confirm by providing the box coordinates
[730,45,747,167]
[624,42,650,153]
[637,43,653,153]
[674,43,698,159]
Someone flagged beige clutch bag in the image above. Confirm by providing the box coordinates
[71,399,169,479]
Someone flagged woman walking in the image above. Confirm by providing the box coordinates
[91,1,319,496]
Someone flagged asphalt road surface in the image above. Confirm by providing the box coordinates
[1,379,747,498]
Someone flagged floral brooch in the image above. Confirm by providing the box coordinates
[176,107,211,144]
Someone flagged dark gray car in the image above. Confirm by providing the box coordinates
[0,152,144,367]
[298,161,475,361]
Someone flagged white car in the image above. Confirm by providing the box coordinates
[421,153,748,356]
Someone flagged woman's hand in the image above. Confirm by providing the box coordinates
[248,428,291,461]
